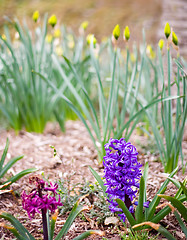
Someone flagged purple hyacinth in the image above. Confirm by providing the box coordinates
[103,138,149,222]
[21,176,62,219]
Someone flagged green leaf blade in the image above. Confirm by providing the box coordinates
[158,194,187,221]
[116,198,136,226]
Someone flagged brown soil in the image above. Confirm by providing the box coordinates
[0,121,186,239]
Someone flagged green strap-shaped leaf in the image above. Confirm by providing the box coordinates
[151,194,186,224]
[0,155,24,179]
[174,178,187,199]
[55,201,86,240]
[158,194,187,222]
[179,181,187,199]
[156,225,177,240]
[133,222,176,240]
[116,198,136,226]
[116,96,183,139]
[174,210,187,238]
[2,168,37,189]
[73,230,104,240]
[63,55,101,140]
[49,211,58,240]
[2,225,25,240]
[33,70,99,154]
[147,167,178,220]
[143,162,149,182]
[103,51,117,143]
[167,177,180,189]
[0,138,9,172]
[89,166,107,198]
[135,176,145,223]
[143,162,149,218]
[174,59,187,77]
[0,212,35,240]
[52,55,100,140]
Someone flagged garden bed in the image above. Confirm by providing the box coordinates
[0,121,186,239]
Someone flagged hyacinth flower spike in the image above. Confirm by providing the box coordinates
[103,138,149,222]
[90,140,179,229]
[0,175,105,239]
[21,176,62,240]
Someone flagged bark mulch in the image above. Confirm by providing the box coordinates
[0,121,186,239]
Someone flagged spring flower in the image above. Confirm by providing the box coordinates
[158,39,164,50]
[32,10,39,23]
[146,45,156,59]
[54,29,61,38]
[113,24,120,40]
[48,14,57,27]
[21,177,62,219]
[172,31,178,46]
[2,34,6,41]
[86,34,97,46]
[164,22,171,39]
[46,34,53,43]
[103,138,149,222]
[124,26,130,41]
[80,21,89,30]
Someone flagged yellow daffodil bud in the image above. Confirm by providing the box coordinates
[124,26,130,41]
[86,34,97,46]
[2,34,6,41]
[32,10,39,23]
[46,34,53,43]
[48,14,57,28]
[146,45,156,59]
[172,31,178,46]
[113,24,120,40]
[54,29,61,38]
[158,39,164,50]
[164,22,171,39]
[80,21,89,30]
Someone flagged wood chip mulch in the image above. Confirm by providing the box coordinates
[0,121,186,239]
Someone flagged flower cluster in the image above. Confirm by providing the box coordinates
[103,138,148,222]
[21,176,62,219]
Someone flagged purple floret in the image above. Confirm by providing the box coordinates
[103,138,149,222]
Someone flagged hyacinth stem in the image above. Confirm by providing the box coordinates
[41,209,49,240]
[38,185,49,240]
[125,194,135,219]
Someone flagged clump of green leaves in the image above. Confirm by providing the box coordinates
[0,16,56,133]
[120,228,158,240]
[134,180,187,240]
[57,176,112,224]
[140,24,186,173]
[0,197,104,240]
[0,138,36,193]
[90,164,186,231]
